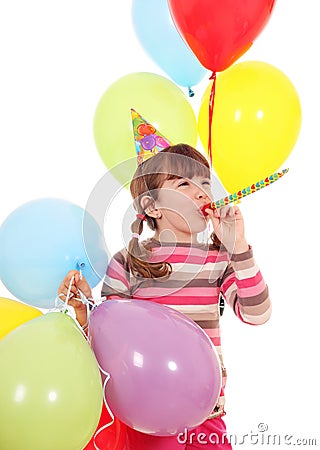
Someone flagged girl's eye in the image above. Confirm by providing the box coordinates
[202,181,211,186]
[178,181,189,187]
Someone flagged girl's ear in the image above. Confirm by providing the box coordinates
[140,195,162,219]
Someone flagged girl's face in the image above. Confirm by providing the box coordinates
[154,175,212,241]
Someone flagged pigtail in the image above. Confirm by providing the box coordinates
[127,213,172,279]
[209,230,222,249]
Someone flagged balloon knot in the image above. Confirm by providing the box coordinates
[209,72,216,80]
[188,87,195,97]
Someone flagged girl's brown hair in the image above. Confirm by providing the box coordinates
[127,143,220,279]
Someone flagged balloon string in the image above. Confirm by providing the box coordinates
[54,276,76,314]
[65,275,75,307]
[208,72,217,169]
[55,272,105,337]
[63,273,113,450]
[52,273,115,449]
[54,272,114,450]
[93,365,115,450]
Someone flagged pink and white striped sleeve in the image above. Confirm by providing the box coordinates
[220,246,271,325]
[101,249,132,300]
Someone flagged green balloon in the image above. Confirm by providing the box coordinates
[0,313,103,450]
[93,72,198,186]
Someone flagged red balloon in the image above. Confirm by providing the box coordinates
[83,403,126,450]
[168,0,276,72]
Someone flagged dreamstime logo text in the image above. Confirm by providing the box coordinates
[177,423,319,446]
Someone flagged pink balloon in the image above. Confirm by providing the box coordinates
[89,300,221,436]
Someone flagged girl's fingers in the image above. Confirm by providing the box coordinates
[58,294,82,309]
[207,205,241,219]
[63,283,78,295]
[76,280,92,298]
[226,208,235,219]
[57,270,84,304]
[215,206,232,220]
[205,207,228,221]
[59,284,78,296]
[59,292,73,300]
[59,288,75,298]
[204,208,215,218]
[62,271,80,286]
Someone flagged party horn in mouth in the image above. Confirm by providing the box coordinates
[202,169,289,215]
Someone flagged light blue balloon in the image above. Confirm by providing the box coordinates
[0,198,108,309]
[132,0,207,92]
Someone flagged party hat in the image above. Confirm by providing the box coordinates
[131,108,173,165]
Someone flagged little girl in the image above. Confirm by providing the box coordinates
[58,143,271,450]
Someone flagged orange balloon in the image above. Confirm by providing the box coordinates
[0,297,42,339]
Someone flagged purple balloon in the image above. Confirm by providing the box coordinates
[89,299,221,436]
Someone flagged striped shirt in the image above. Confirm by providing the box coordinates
[101,238,271,414]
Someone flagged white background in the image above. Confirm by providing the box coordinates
[0,1,319,447]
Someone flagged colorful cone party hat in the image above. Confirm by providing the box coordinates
[131,108,173,166]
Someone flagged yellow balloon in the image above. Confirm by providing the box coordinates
[94,72,198,186]
[0,297,42,339]
[198,61,302,192]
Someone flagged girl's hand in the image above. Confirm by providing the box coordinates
[205,205,249,254]
[57,270,92,310]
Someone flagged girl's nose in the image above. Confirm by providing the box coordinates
[194,185,206,199]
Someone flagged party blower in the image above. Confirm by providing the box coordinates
[202,169,289,215]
